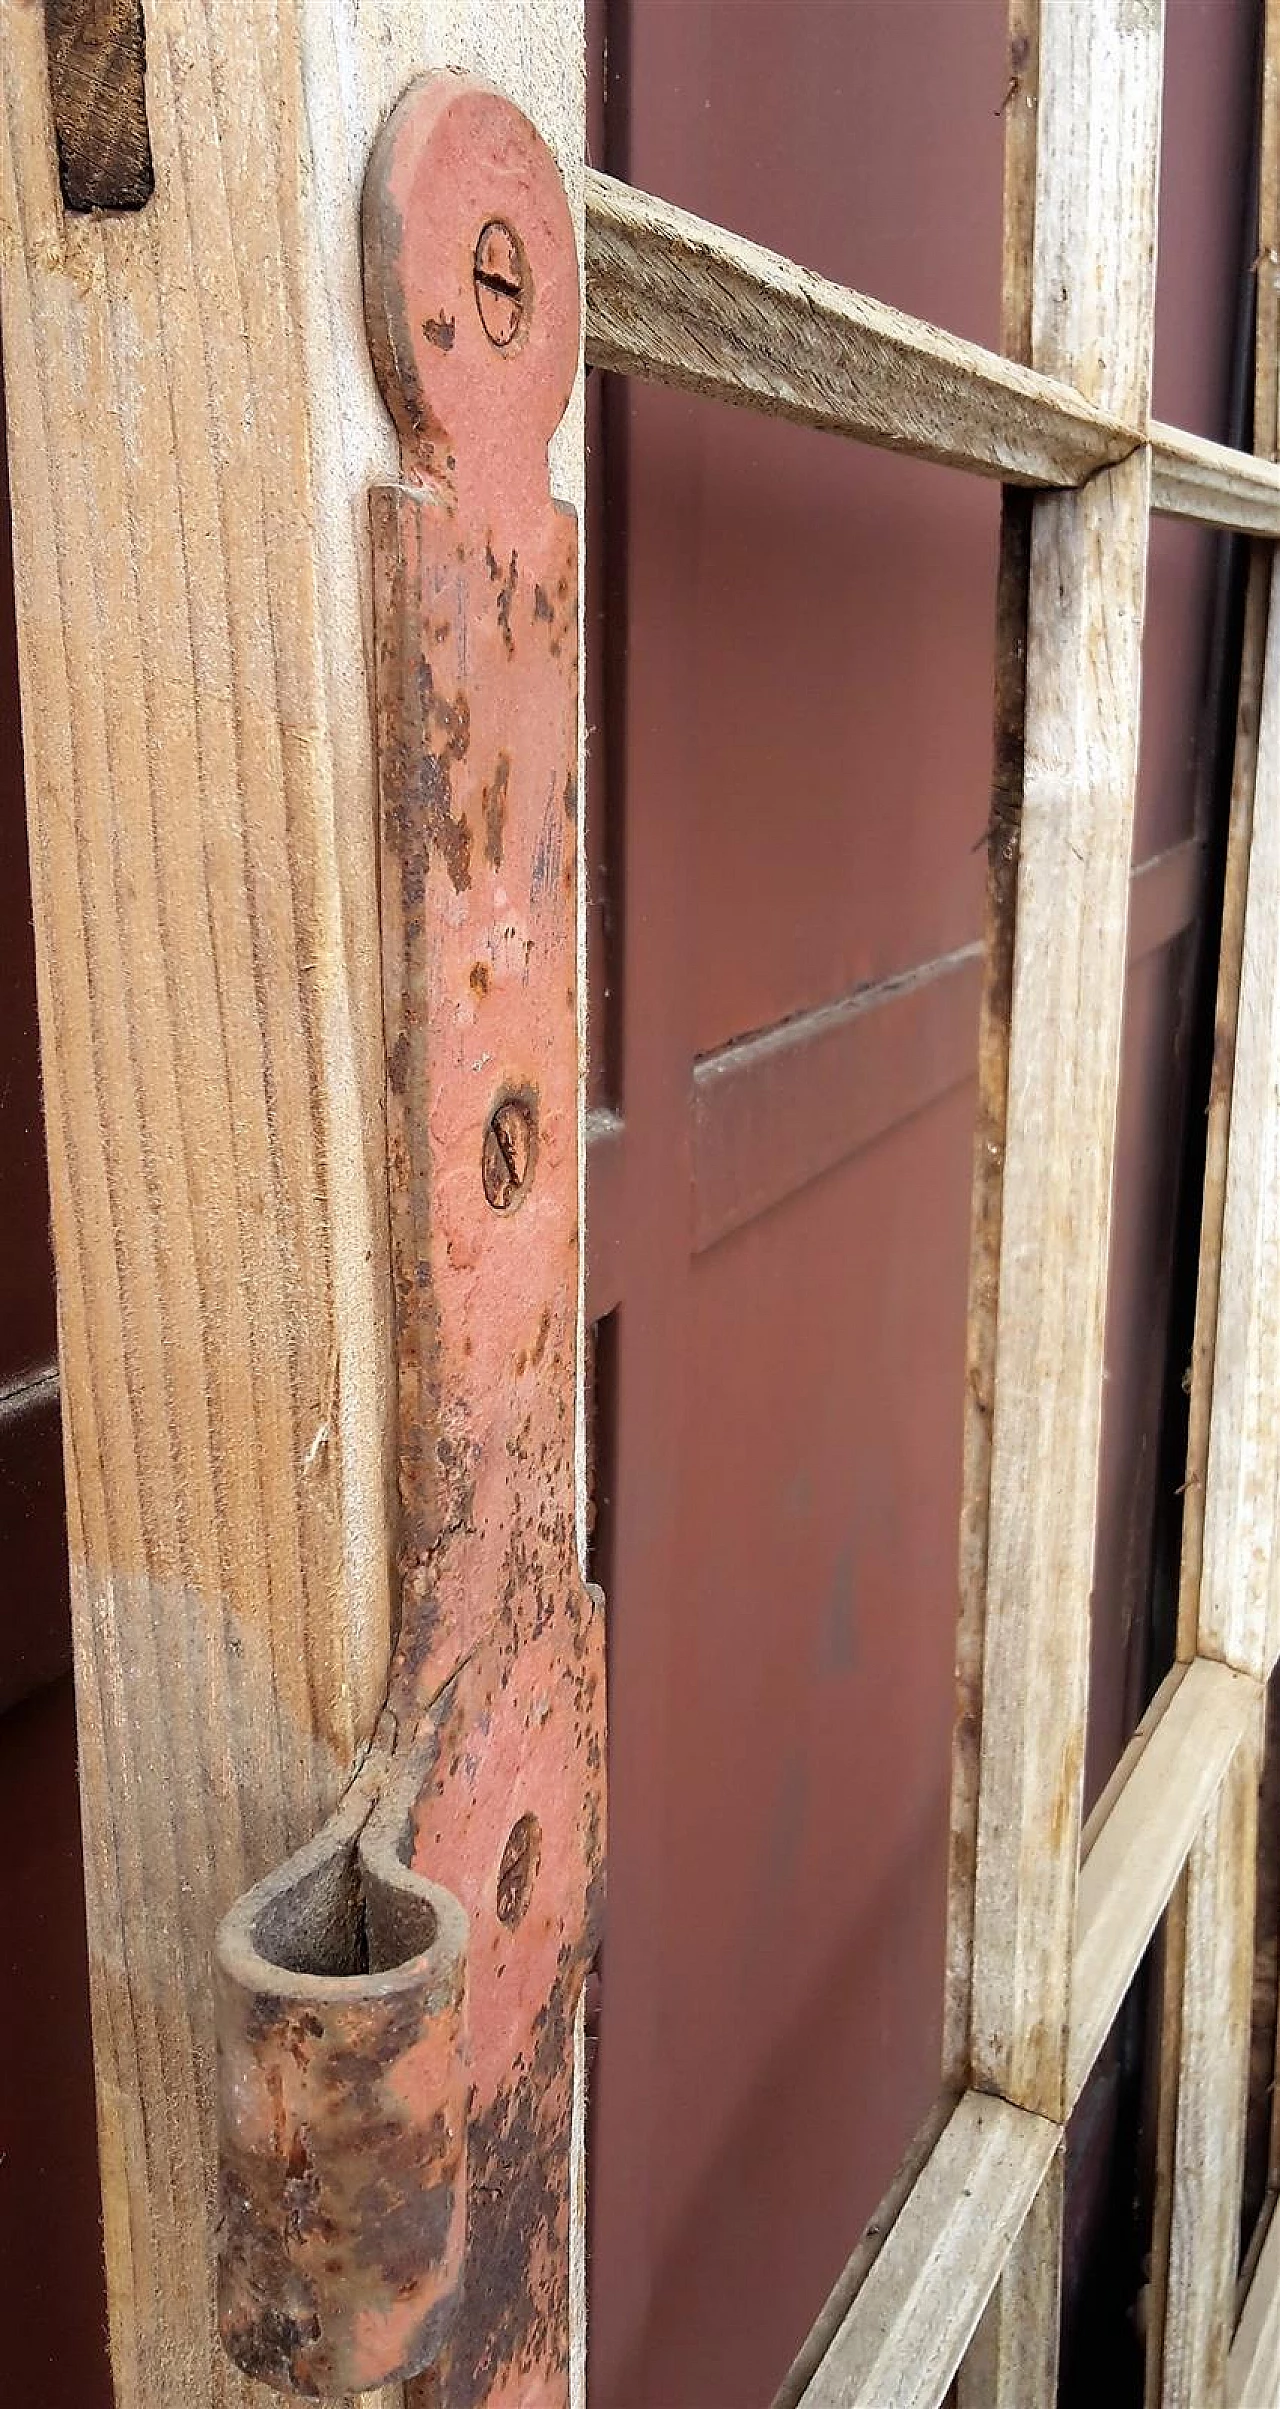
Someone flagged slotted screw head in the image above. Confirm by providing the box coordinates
[473,219,527,346]
[482,1095,536,1210]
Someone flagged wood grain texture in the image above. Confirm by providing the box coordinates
[794,2091,1059,2409]
[1149,1710,1262,2409]
[769,2099,954,2409]
[962,2145,1063,2409]
[584,166,1139,488]
[945,0,1038,2096]
[584,171,1280,534]
[1194,563,1280,1678]
[1228,2193,1280,2409]
[1151,424,1280,539]
[1069,1659,1259,2109]
[0,6,586,2406]
[968,0,1163,2123]
[1177,4,1280,1662]
[1148,31,1280,2404]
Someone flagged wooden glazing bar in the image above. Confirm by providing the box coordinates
[1148,22,1280,2404]
[793,2091,1059,2409]
[584,167,1137,488]
[1148,1712,1263,2408]
[769,2101,954,2409]
[584,170,1280,536]
[962,2148,1064,2409]
[967,0,1163,2122]
[954,6,1165,2401]
[1151,422,1280,538]
[1192,560,1280,1679]
[1068,1658,1259,2108]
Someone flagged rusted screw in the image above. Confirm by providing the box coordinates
[473,219,526,347]
[482,1094,536,1210]
[496,1814,542,1928]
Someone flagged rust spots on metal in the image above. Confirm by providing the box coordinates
[482,1092,537,1213]
[482,749,511,868]
[214,73,603,2404]
[496,1814,543,1928]
[473,220,529,349]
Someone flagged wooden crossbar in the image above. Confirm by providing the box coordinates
[794,2092,1060,2409]
[1069,1660,1260,2109]
[787,1653,1262,2408]
[584,169,1280,538]
[584,169,1136,488]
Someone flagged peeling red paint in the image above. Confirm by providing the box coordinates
[214,73,603,2402]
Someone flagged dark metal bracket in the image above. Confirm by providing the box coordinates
[213,72,605,2403]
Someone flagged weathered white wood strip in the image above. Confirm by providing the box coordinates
[1150,1712,1262,2408]
[962,2146,1064,2409]
[946,0,1041,2115]
[584,167,1137,487]
[1151,423,1280,538]
[1068,1658,1259,2108]
[770,2101,954,2409]
[1079,1661,1189,1864]
[969,0,1166,2129]
[1150,29,1280,2400]
[1176,0,1280,1654]
[968,0,1163,2125]
[584,172,1280,534]
[1195,562,1280,1678]
[1228,2194,1280,2409]
[795,2092,1059,2409]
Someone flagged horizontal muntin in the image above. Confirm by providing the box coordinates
[586,171,1280,538]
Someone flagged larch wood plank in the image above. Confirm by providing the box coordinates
[1079,1661,1189,1865]
[0,6,586,2406]
[945,0,1038,2098]
[1175,18,1280,1647]
[584,172,1280,535]
[968,0,1163,2123]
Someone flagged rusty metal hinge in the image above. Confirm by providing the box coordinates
[212,73,605,2403]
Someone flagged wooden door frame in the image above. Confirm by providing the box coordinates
[5,0,1280,2401]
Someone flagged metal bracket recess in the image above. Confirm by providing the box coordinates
[213,72,605,2404]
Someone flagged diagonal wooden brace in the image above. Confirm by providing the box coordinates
[213,73,605,2403]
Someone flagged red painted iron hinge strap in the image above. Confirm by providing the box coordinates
[212,74,605,2404]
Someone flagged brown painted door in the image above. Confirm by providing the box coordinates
[584,5,1258,2403]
